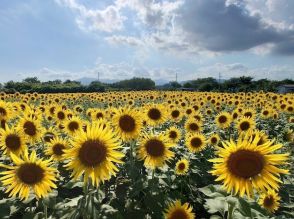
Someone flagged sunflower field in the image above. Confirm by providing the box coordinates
[0,91,293,219]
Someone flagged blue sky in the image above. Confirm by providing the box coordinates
[0,0,293,83]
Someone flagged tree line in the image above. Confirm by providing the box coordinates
[0,76,293,93]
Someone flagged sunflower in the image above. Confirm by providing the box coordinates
[164,200,195,219]
[215,112,232,129]
[18,116,42,143]
[209,133,220,146]
[45,137,68,161]
[43,127,60,143]
[54,107,68,123]
[258,189,280,213]
[175,159,189,175]
[209,133,289,197]
[137,132,174,169]
[185,133,206,153]
[145,104,167,126]
[166,126,181,144]
[185,119,203,133]
[0,151,57,200]
[169,108,183,122]
[236,116,256,134]
[112,107,142,141]
[63,122,124,187]
[0,126,26,156]
[64,116,83,136]
[242,108,256,119]
[260,108,272,119]
[0,101,12,121]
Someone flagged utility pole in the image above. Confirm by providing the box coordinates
[176,72,178,82]
[98,72,100,82]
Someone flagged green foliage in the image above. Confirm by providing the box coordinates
[112,77,156,90]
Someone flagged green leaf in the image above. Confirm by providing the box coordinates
[0,202,10,218]
[237,197,252,217]
[204,197,227,215]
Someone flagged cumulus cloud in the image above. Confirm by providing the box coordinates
[177,0,293,53]
[194,63,294,80]
[54,0,294,56]
[55,0,126,32]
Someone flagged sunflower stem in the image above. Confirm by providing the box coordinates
[43,202,48,219]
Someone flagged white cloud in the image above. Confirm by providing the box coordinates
[194,63,294,80]
[55,0,126,32]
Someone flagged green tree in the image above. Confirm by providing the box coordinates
[23,77,40,84]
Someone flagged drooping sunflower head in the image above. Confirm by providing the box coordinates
[215,112,232,129]
[185,133,206,153]
[112,107,142,141]
[210,133,289,197]
[164,200,195,219]
[209,133,220,146]
[166,126,181,144]
[137,132,174,170]
[236,116,256,133]
[45,137,68,161]
[145,104,167,126]
[0,126,26,156]
[175,159,189,175]
[43,127,60,143]
[0,151,58,200]
[258,189,280,213]
[63,122,124,187]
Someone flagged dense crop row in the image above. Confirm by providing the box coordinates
[0,91,293,219]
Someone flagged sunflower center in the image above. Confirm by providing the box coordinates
[240,121,250,131]
[44,132,55,142]
[169,209,188,219]
[5,134,21,151]
[169,131,177,139]
[186,109,192,114]
[148,108,161,120]
[211,137,217,144]
[119,115,136,132]
[171,110,180,118]
[96,112,103,119]
[263,110,269,116]
[145,139,165,157]
[68,121,79,131]
[78,140,107,167]
[189,123,199,131]
[263,196,274,207]
[190,137,202,148]
[0,107,7,116]
[23,121,37,136]
[57,111,65,120]
[17,163,44,185]
[227,150,265,179]
[244,112,252,118]
[53,143,65,156]
[218,115,227,123]
[178,163,186,171]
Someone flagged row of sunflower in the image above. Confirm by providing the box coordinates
[0,91,293,219]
